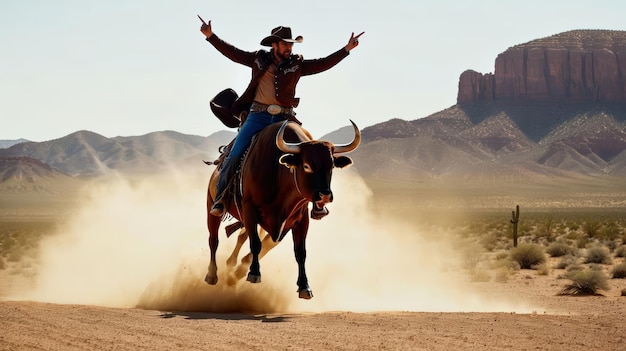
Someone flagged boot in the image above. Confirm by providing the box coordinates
[210,192,226,217]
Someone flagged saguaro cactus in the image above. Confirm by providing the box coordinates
[510,205,520,247]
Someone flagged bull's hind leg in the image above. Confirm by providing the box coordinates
[226,228,248,267]
[246,226,262,283]
[229,229,277,284]
[204,214,221,285]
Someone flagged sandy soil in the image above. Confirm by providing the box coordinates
[1,276,625,351]
[1,174,625,350]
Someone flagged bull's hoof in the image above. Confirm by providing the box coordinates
[234,265,248,280]
[204,273,218,285]
[246,273,262,283]
[298,288,314,299]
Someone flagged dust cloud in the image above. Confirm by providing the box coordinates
[15,169,535,314]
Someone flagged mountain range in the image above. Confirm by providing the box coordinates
[1,29,625,192]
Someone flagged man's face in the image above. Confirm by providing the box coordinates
[273,41,294,60]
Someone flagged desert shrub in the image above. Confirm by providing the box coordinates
[576,236,590,249]
[598,224,621,241]
[584,246,612,264]
[582,219,602,238]
[541,217,556,241]
[480,232,500,252]
[560,269,610,295]
[604,240,618,252]
[614,246,626,258]
[556,254,578,270]
[509,243,546,269]
[546,242,576,257]
[568,222,580,232]
[611,263,626,279]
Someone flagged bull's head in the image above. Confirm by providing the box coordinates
[276,120,361,209]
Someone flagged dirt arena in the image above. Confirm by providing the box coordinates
[1,279,625,351]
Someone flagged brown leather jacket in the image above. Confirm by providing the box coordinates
[206,34,350,116]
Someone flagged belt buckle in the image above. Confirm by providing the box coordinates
[267,104,282,115]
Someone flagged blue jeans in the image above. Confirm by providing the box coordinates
[215,111,286,201]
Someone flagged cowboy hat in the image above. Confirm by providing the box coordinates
[260,26,303,46]
[210,88,240,128]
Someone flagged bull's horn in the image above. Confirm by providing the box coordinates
[276,120,302,154]
[333,120,361,154]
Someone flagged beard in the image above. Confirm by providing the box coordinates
[277,49,291,60]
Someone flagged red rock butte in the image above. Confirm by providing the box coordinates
[457,30,626,104]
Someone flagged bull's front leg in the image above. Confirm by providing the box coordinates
[293,211,313,299]
[246,230,262,283]
[245,220,262,283]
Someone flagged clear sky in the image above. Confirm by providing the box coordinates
[1,0,625,141]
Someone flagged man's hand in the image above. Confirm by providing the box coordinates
[344,31,364,52]
[198,15,213,38]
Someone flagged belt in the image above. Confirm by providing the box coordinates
[250,102,294,115]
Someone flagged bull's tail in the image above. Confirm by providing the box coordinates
[204,144,231,166]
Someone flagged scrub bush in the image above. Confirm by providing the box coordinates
[584,246,612,264]
[611,263,626,279]
[510,243,546,269]
[546,242,576,257]
[560,269,610,295]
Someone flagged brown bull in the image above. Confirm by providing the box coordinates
[205,120,360,299]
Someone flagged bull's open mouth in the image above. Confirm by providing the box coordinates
[314,201,326,211]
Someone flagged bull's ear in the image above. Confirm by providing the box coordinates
[279,154,300,169]
[333,156,353,169]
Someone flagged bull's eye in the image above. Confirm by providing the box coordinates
[303,163,313,173]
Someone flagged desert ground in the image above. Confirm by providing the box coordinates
[1,171,625,350]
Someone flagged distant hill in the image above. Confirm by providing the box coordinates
[0,156,81,194]
[352,104,626,181]
[0,139,29,149]
[0,130,235,177]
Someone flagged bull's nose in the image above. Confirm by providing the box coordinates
[318,191,333,203]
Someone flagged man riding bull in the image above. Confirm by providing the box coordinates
[199,16,363,219]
